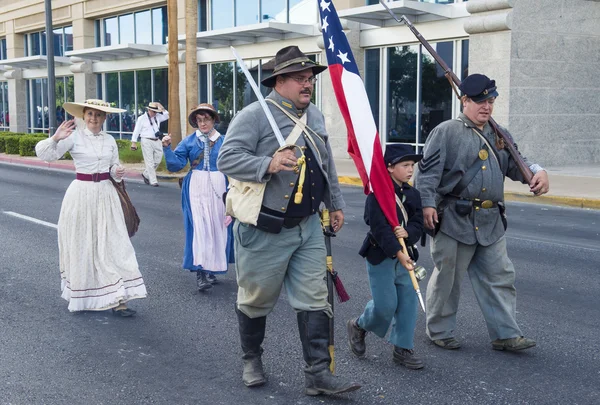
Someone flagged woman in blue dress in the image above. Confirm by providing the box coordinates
[162,103,234,291]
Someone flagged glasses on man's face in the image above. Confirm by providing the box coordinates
[287,75,318,85]
[196,118,214,124]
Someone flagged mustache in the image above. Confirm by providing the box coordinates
[300,88,312,95]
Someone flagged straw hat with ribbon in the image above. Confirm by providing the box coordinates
[63,99,125,118]
[146,102,164,113]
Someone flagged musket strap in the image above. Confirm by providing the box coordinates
[446,73,461,100]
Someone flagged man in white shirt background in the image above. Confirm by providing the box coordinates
[131,102,169,187]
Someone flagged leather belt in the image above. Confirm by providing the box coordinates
[447,195,498,209]
[142,137,160,141]
[282,216,305,229]
[76,172,110,182]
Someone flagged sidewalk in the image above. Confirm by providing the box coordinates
[2,153,599,209]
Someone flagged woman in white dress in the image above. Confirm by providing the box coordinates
[36,99,147,316]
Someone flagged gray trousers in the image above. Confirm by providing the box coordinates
[426,232,522,341]
[234,214,331,319]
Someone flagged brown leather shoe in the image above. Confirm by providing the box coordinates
[432,337,461,350]
[491,336,536,352]
[347,319,367,358]
[392,347,424,370]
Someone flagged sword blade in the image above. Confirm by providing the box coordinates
[230,46,286,147]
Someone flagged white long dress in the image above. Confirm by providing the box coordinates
[36,129,147,312]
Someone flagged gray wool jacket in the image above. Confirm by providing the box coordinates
[415,113,535,246]
[217,90,345,215]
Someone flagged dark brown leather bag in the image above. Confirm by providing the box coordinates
[110,178,140,237]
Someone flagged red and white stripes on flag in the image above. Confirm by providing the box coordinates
[318,0,399,228]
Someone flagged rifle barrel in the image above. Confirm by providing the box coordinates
[390,9,534,184]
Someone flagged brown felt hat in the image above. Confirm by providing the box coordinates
[188,103,219,128]
[260,46,327,88]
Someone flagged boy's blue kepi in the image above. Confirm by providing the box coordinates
[384,144,423,167]
[459,73,499,102]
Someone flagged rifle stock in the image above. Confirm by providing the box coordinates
[397,14,534,184]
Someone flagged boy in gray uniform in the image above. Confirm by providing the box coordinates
[415,74,549,352]
[217,46,360,396]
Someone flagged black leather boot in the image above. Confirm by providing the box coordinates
[236,305,267,387]
[196,271,212,291]
[297,311,362,396]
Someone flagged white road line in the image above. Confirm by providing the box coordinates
[507,235,600,253]
[3,211,58,229]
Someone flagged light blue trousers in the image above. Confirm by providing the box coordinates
[234,214,331,319]
[358,257,418,350]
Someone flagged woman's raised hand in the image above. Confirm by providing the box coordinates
[52,119,76,142]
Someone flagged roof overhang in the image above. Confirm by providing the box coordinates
[179,21,319,49]
[2,55,72,69]
[65,44,167,61]
[338,0,469,26]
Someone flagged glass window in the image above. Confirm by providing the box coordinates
[31,78,43,130]
[238,59,260,110]
[152,7,168,45]
[0,81,9,129]
[236,1,259,26]
[104,17,118,46]
[135,10,152,44]
[136,70,152,116]
[387,45,418,144]
[0,39,6,60]
[53,28,64,56]
[365,49,380,131]
[105,72,120,134]
[420,41,453,143]
[153,68,169,107]
[119,14,135,44]
[41,31,47,56]
[56,77,66,125]
[199,64,208,103]
[64,26,73,53]
[212,0,234,30]
[198,0,208,31]
[120,71,135,136]
[261,0,286,22]
[212,62,234,133]
[31,32,41,56]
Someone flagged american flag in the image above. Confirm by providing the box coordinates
[318,0,399,229]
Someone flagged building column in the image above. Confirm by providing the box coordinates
[70,3,96,101]
[4,20,28,132]
[464,0,513,127]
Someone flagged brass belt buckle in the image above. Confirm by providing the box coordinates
[481,200,493,209]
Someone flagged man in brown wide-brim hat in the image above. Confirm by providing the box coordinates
[218,46,360,396]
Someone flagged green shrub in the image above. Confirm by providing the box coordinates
[61,151,73,160]
[4,136,21,154]
[19,136,47,156]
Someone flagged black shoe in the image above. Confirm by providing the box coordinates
[347,318,367,357]
[151,183,159,187]
[112,307,136,317]
[236,305,267,387]
[393,347,424,370]
[298,311,362,396]
[141,173,150,185]
[206,273,218,284]
[196,271,212,291]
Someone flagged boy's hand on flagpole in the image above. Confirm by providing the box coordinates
[393,226,408,239]
[396,250,414,271]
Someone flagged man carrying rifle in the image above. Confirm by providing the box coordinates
[415,74,549,352]
[217,46,360,396]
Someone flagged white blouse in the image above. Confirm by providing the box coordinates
[36,128,122,180]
